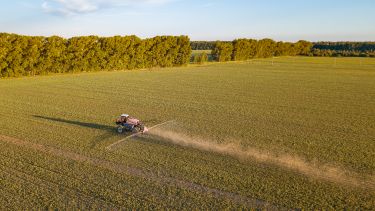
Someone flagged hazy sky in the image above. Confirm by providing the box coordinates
[0,0,374,41]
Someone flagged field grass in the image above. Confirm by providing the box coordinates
[0,57,374,209]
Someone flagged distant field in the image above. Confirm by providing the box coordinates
[0,57,374,209]
[191,50,213,62]
[191,49,212,55]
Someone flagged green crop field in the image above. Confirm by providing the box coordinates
[191,49,212,55]
[0,57,374,209]
[191,50,213,62]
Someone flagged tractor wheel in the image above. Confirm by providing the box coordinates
[139,124,145,132]
[117,126,124,134]
[132,126,140,133]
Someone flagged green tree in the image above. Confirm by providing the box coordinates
[193,52,208,64]
[6,34,29,77]
[232,39,257,61]
[40,36,67,74]
[0,33,12,77]
[212,41,233,62]
[23,36,44,76]
[256,38,276,58]
[175,36,192,66]
[296,40,313,56]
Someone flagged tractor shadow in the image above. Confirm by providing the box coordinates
[33,115,126,149]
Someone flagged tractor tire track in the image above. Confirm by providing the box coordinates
[0,152,167,208]
[0,160,120,209]
[0,162,119,210]
[0,134,284,210]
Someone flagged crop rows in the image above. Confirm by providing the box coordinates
[0,57,374,209]
[0,139,261,209]
[0,152,135,209]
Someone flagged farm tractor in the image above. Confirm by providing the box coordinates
[115,114,148,134]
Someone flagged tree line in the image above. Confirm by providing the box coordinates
[0,33,191,77]
[191,40,375,58]
[311,42,375,57]
[190,41,216,50]
[210,39,312,62]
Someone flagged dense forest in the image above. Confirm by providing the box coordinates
[191,41,375,58]
[0,33,191,77]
